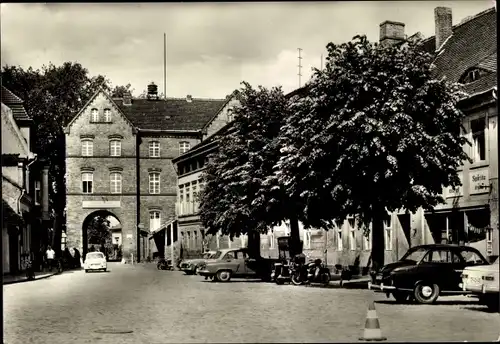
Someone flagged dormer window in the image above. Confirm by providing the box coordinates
[91,108,99,122]
[459,68,487,84]
[104,108,111,122]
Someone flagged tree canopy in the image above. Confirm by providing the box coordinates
[198,82,303,255]
[87,216,111,246]
[275,35,469,267]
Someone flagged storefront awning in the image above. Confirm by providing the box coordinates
[149,218,176,237]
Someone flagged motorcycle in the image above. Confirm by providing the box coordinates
[157,258,174,271]
[271,259,292,285]
[291,258,331,286]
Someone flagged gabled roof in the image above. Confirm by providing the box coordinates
[0,86,32,122]
[116,97,226,131]
[430,7,497,94]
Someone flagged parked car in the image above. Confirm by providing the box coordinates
[197,248,278,282]
[368,244,490,304]
[180,251,217,275]
[84,252,108,273]
[460,257,499,311]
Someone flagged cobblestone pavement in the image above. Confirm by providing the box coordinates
[3,263,499,344]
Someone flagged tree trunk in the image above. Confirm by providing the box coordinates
[289,214,301,257]
[247,230,261,259]
[371,211,386,271]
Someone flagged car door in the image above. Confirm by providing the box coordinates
[225,250,243,276]
[242,251,258,276]
[449,249,467,291]
[420,249,456,291]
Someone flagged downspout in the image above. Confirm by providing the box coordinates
[25,153,38,195]
[136,128,142,263]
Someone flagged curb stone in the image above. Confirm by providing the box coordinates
[3,272,58,285]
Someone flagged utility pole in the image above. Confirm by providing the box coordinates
[297,48,303,88]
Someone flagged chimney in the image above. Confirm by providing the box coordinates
[435,7,452,51]
[123,92,132,106]
[186,94,193,103]
[147,82,159,101]
[379,20,405,46]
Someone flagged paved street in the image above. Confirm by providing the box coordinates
[4,263,499,344]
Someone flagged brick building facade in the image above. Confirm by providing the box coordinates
[64,84,229,261]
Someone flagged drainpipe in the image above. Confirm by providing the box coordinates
[25,153,38,195]
[136,128,142,263]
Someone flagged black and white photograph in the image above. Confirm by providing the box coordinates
[1,1,498,343]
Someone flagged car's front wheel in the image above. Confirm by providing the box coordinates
[414,282,440,304]
[216,270,232,282]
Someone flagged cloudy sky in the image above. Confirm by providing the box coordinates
[1,1,494,98]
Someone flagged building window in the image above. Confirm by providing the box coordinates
[81,139,93,156]
[227,110,234,122]
[82,172,93,194]
[149,141,160,158]
[178,185,184,215]
[150,211,161,232]
[91,108,99,122]
[186,231,191,249]
[384,217,393,251]
[348,218,356,250]
[104,108,111,122]
[471,117,486,162]
[179,141,191,155]
[269,231,276,249]
[193,231,198,249]
[110,172,122,194]
[336,223,343,251]
[304,230,312,250]
[34,180,41,205]
[149,172,160,194]
[109,140,121,157]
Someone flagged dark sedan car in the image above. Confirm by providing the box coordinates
[368,244,490,304]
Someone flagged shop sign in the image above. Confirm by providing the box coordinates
[445,173,463,198]
[469,168,489,195]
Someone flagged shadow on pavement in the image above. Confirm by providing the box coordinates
[375,299,482,306]
[460,306,498,314]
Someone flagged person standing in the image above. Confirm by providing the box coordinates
[45,245,56,272]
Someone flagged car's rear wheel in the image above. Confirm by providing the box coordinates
[216,270,232,282]
[414,282,440,304]
[392,291,410,303]
[481,295,499,312]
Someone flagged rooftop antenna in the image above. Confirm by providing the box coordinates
[320,53,323,70]
[163,33,167,100]
[298,48,303,87]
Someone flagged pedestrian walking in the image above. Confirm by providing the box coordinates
[45,245,56,272]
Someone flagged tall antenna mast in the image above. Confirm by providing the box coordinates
[320,53,323,70]
[163,33,167,100]
[297,48,303,87]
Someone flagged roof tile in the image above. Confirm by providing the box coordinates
[115,97,226,131]
[1,86,32,121]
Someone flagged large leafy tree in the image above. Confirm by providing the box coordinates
[1,62,128,252]
[276,35,469,269]
[199,83,303,256]
[87,216,111,246]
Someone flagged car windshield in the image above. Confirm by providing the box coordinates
[212,251,223,259]
[401,247,427,263]
[87,253,104,259]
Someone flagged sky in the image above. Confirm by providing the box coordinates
[1,1,494,99]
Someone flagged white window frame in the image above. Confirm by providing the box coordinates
[81,172,93,194]
[178,185,184,215]
[91,108,99,122]
[149,141,160,158]
[103,108,111,122]
[149,211,161,232]
[304,229,312,250]
[186,231,191,249]
[337,226,343,251]
[109,140,121,157]
[34,180,41,205]
[471,117,486,163]
[81,139,94,157]
[348,218,356,251]
[179,141,191,155]
[110,172,122,194]
[269,231,275,249]
[384,217,393,251]
[149,172,160,194]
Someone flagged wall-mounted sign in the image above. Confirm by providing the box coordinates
[126,234,133,239]
[82,200,121,209]
[469,168,489,195]
[445,173,463,198]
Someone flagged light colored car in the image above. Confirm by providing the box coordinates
[180,251,216,275]
[461,257,499,311]
[84,252,107,273]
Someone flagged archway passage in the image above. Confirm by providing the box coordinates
[82,210,122,262]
